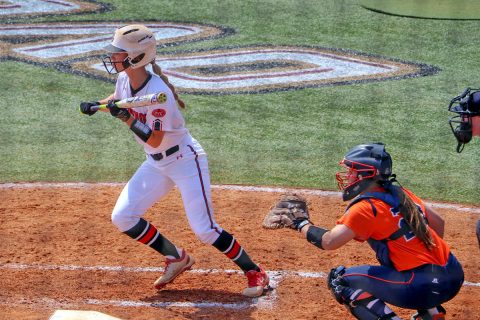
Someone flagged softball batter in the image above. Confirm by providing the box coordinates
[80,24,269,297]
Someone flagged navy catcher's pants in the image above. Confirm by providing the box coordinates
[341,253,464,310]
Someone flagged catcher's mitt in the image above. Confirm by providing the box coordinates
[263,193,310,230]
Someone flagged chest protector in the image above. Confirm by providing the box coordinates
[345,189,418,268]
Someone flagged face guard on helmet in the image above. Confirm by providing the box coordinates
[102,24,157,74]
[336,143,393,201]
[448,88,480,153]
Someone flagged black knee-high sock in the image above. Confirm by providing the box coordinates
[212,230,259,272]
[124,218,180,259]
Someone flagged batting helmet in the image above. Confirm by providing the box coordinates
[336,143,393,201]
[102,24,157,74]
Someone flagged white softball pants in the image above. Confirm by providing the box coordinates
[111,138,223,245]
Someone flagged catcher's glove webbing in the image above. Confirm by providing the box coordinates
[262,193,310,230]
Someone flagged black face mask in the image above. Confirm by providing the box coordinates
[448,88,480,153]
[449,114,473,153]
[102,55,131,74]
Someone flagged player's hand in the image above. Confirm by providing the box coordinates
[79,101,100,116]
[108,100,130,122]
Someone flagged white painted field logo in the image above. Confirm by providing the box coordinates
[0,2,438,94]
[0,0,108,18]
[73,43,438,94]
[1,22,227,60]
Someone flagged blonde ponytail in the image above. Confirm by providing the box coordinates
[151,61,185,109]
[396,187,436,250]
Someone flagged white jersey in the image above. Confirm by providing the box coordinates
[113,71,190,155]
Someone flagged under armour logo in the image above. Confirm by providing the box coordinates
[432,278,439,284]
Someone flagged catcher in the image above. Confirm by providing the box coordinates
[263,143,464,320]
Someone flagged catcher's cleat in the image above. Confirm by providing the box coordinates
[242,266,270,297]
[411,306,446,320]
[154,250,195,290]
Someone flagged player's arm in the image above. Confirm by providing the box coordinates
[121,116,165,148]
[109,110,164,148]
[299,223,356,250]
[425,205,445,238]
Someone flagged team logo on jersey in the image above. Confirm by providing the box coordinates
[153,119,162,131]
[129,109,146,124]
[0,3,438,95]
[152,109,166,118]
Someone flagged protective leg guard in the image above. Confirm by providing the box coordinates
[344,290,400,320]
[327,266,400,320]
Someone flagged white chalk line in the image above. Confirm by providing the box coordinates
[0,297,252,311]
[1,182,479,214]
[1,262,478,286]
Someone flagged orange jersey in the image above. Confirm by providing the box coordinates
[337,188,450,271]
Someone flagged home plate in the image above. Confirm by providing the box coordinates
[49,310,122,320]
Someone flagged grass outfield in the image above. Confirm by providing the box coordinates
[361,0,480,20]
[1,0,480,204]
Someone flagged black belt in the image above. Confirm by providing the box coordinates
[150,145,179,161]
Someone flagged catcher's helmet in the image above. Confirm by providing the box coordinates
[336,143,392,201]
[448,88,480,153]
[102,24,156,74]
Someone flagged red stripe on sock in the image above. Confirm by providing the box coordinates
[226,241,241,259]
[138,225,157,244]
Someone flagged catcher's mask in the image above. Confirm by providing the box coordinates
[448,88,480,153]
[336,143,392,201]
[102,24,157,74]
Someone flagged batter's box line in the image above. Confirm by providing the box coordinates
[2,263,479,283]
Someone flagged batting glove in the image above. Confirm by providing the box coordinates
[79,101,100,116]
[108,100,130,122]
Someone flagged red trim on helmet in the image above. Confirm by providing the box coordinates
[335,159,377,191]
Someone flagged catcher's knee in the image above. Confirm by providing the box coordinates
[327,266,376,306]
[327,265,347,304]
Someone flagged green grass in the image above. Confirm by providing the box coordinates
[1,0,480,204]
[361,0,480,20]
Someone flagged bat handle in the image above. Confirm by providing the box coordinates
[91,104,108,112]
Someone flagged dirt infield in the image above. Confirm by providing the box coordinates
[0,185,479,320]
